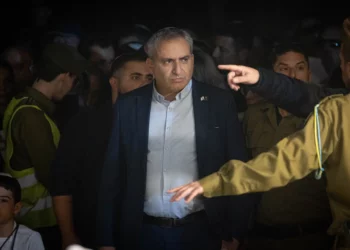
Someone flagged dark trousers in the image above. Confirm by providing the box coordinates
[36,225,62,250]
[141,217,221,250]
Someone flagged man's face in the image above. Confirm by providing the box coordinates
[212,36,239,65]
[7,50,34,90]
[273,51,311,82]
[89,45,115,74]
[54,73,77,100]
[0,187,19,225]
[118,60,153,94]
[148,38,194,97]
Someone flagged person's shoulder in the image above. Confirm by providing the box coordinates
[318,93,350,109]
[10,103,46,126]
[245,101,272,114]
[196,80,231,96]
[118,83,153,101]
[17,225,45,250]
[17,224,42,240]
[193,80,236,109]
[308,93,350,123]
[244,101,272,126]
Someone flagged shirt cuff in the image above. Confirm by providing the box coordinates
[198,172,221,198]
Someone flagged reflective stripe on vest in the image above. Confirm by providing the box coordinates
[3,96,60,229]
[20,196,53,216]
[17,173,38,189]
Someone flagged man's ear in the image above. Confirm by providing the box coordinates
[14,202,22,216]
[146,58,154,71]
[54,73,66,83]
[109,76,119,91]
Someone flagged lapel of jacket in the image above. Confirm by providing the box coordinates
[192,80,210,177]
[135,84,153,177]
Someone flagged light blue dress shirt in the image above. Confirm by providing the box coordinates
[144,80,204,218]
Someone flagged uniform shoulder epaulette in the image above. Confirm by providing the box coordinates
[246,101,271,112]
[258,102,274,112]
[303,94,345,124]
[244,102,271,120]
[318,94,345,105]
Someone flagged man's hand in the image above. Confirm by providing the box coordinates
[66,245,92,250]
[222,238,240,250]
[168,181,204,203]
[62,234,80,250]
[218,65,260,91]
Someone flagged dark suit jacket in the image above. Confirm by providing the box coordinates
[97,80,259,249]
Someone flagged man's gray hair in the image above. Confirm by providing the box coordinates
[145,27,193,58]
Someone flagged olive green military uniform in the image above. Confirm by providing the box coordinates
[243,102,333,249]
[198,94,350,249]
[4,87,57,189]
[2,43,88,250]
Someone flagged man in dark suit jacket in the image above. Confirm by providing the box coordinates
[97,27,258,250]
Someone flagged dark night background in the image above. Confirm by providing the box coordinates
[1,1,347,50]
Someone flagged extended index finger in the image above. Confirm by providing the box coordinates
[218,64,245,71]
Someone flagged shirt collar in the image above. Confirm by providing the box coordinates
[25,87,55,116]
[153,80,192,104]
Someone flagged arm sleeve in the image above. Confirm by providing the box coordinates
[199,101,337,197]
[248,68,349,118]
[12,108,56,189]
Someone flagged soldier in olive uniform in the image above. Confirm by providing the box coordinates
[243,44,333,250]
[168,20,350,249]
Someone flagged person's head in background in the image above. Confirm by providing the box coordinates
[344,17,350,37]
[1,46,34,94]
[49,21,82,49]
[34,43,87,101]
[77,66,107,107]
[271,43,311,83]
[117,24,152,52]
[243,43,312,106]
[109,50,153,104]
[340,21,350,88]
[79,34,115,75]
[0,174,22,230]
[325,16,350,89]
[192,46,228,90]
[212,20,253,66]
[0,62,14,117]
[320,25,342,76]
